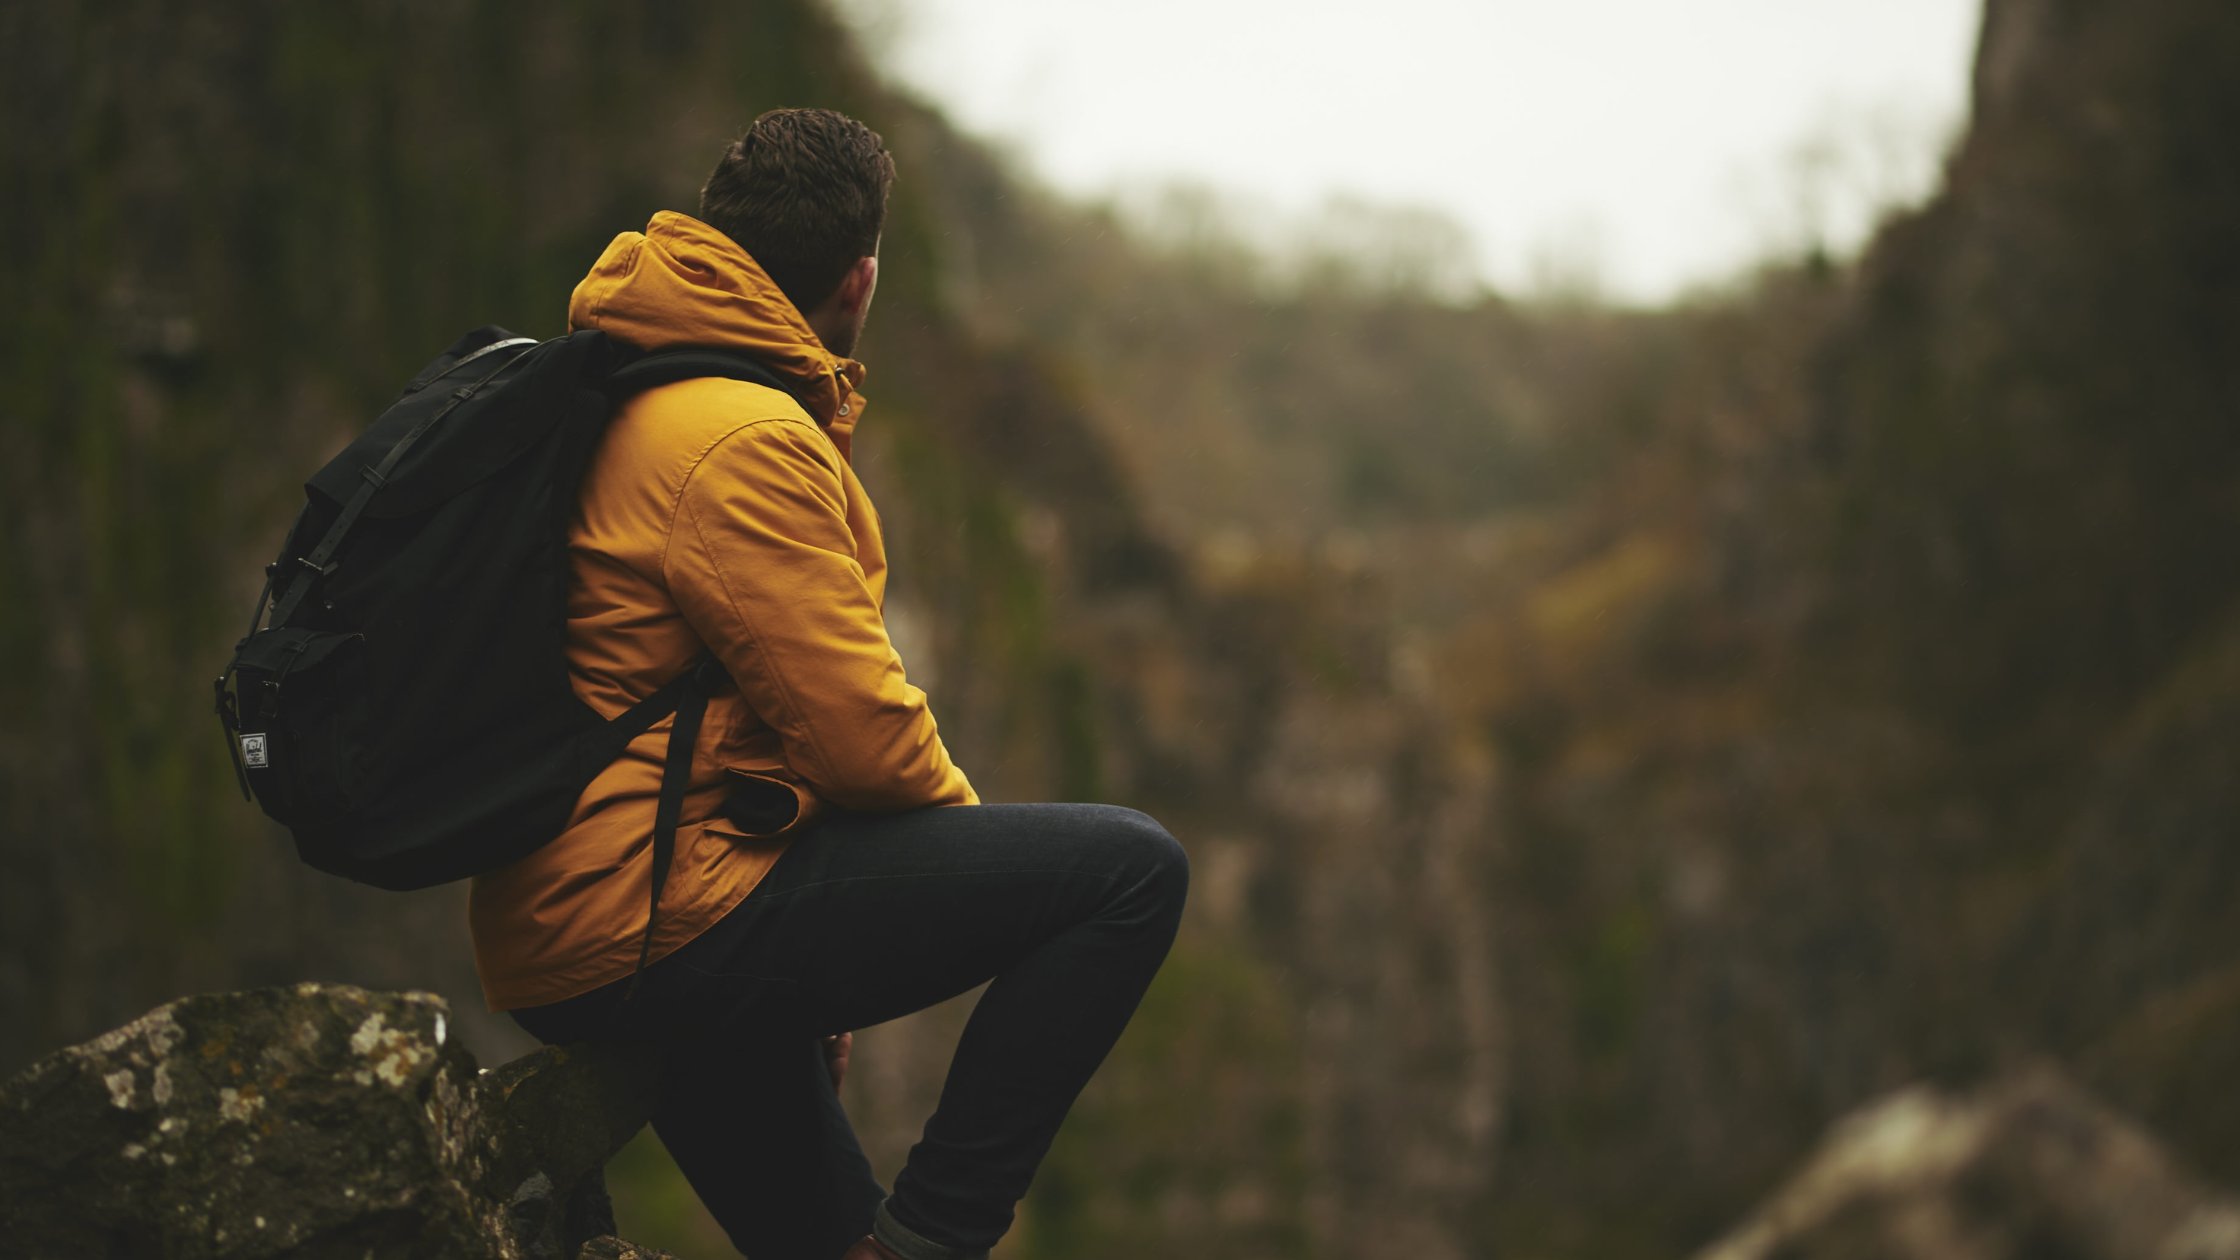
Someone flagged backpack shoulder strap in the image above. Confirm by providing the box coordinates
[603,348,807,411]
[625,653,727,998]
[598,347,805,995]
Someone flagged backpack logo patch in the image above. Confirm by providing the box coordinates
[240,733,269,769]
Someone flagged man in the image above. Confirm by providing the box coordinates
[470,109,1187,1260]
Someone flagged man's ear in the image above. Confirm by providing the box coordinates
[839,255,879,316]
[804,254,881,354]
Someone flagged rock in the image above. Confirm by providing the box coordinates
[577,1237,681,1260]
[0,984,663,1260]
[1696,1067,2240,1260]
[481,1038,662,1260]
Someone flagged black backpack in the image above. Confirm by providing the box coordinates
[216,325,794,975]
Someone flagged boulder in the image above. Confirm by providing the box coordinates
[1697,1067,2240,1260]
[0,984,666,1260]
[577,1238,683,1260]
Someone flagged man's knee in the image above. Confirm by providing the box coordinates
[1078,804,1189,909]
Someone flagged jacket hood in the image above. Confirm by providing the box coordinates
[568,211,867,450]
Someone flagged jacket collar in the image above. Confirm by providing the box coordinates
[568,211,867,455]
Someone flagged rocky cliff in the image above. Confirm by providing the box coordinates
[4,0,2237,1258]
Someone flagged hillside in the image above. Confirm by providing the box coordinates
[4,0,2238,1258]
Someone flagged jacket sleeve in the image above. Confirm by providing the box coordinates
[665,418,978,811]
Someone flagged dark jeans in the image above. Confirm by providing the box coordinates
[510,803,1188,1260]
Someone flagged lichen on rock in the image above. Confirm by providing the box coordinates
[0,984,664,1260]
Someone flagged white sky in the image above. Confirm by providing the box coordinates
[839,0,1984,303]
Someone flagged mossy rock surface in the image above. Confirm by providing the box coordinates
[0,984,660,1260]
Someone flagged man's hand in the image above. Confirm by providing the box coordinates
[823,1032,853,1091]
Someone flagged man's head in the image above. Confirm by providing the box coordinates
[700,108,895,356]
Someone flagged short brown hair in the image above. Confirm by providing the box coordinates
[699,108,896,313]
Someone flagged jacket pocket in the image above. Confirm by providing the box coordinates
[713,767,826,841]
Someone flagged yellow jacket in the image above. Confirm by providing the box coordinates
[470,212,976,1010]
